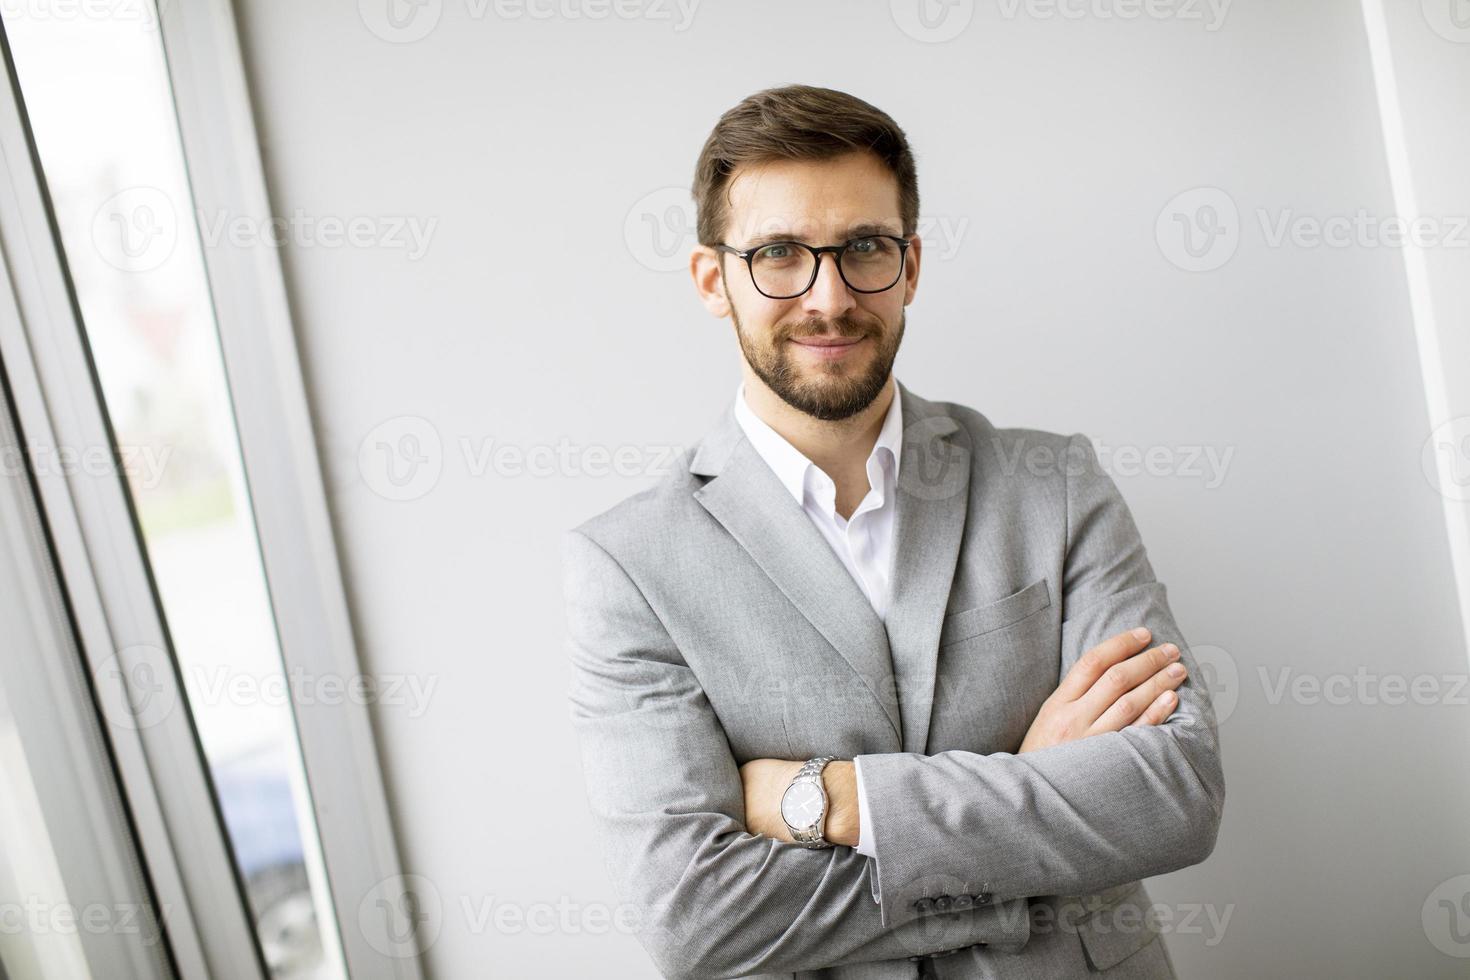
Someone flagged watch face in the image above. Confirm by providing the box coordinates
[780,781,823,828]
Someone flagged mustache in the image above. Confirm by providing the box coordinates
[781,316,876,341]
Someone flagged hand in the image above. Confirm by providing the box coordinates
[738,758,860,847]
[1018,627,1186,754]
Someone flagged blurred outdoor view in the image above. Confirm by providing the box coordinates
[0,6,344,977]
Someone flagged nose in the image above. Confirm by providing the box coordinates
[801,250,856,321]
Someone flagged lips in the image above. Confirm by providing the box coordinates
[789,335,865,348]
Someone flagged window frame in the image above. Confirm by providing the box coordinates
[0,2,424,975]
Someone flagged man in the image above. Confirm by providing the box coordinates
[563,84,1224,980]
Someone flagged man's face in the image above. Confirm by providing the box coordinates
[691,150,921,422]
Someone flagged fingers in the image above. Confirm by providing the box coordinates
[1053,627,1155,702]
[1094,657,1189,733]
[1071,637,1185,732]
[1127,688,1180,728]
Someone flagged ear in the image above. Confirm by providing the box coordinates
[901,234,922,306]
[690,245,732,318]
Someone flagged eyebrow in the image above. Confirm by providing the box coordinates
[740,222,901,249]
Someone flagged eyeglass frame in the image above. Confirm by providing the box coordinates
[713,233,914,300]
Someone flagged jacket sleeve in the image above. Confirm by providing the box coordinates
[854,432,1226,926]
[562,528,1032,979]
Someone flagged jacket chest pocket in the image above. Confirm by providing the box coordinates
[931,578,1058,752]
[939,578,1052,647]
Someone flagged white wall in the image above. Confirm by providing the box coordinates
[230,1,1470,975]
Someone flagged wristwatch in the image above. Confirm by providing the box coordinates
[780,755,837,848]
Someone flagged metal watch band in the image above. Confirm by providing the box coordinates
[786,755,836,848]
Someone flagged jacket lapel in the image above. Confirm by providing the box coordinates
[689,380,972,754]
[884,381,973,753]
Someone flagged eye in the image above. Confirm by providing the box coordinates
[846,237,898,262]
[752,243,800,264]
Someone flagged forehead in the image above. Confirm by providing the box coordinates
[722,150,901,243]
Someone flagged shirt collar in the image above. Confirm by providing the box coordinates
[732,379,904,507]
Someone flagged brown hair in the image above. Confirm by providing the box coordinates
[692,84,920,248]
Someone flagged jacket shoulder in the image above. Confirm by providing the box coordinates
[932,399,1083,472]
[563,447,707,559]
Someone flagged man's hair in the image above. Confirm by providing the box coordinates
[692,84,920,248]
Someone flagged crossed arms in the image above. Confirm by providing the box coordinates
[736,621,1193,848]
[562,435,1225,979]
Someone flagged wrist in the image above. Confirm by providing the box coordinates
[821,760,859,847]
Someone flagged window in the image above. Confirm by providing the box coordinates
[0,7,345,977]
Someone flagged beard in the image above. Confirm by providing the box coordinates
[732,305,905,422]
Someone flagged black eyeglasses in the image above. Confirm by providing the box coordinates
[714,234,912,300]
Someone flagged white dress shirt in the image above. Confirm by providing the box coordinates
[732,380,902,861]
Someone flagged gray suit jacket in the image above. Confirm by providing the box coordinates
[562,380,1224,980]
